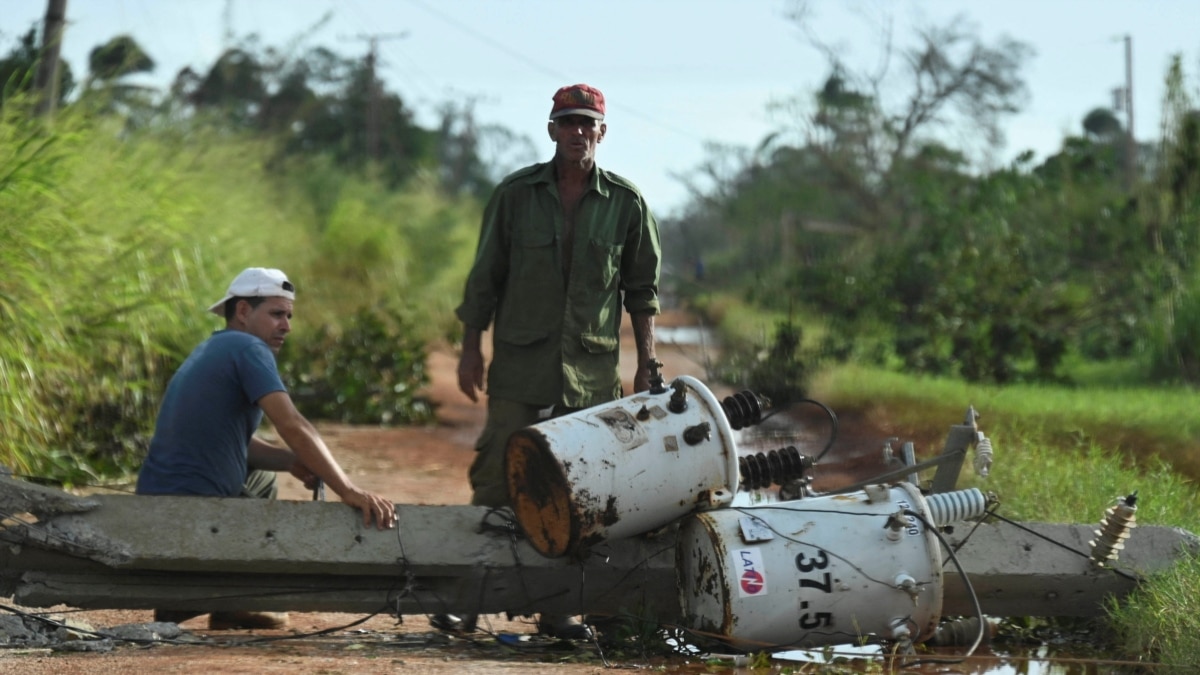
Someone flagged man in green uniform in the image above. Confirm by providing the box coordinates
[446,83,661,638]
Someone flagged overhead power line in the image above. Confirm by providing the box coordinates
[403,0,702,143]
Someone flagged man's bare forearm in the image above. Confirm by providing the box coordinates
[630,311,657,392]
[631,311,656,366]
[247,437,296,471]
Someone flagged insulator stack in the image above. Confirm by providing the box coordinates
[973,435,993,477]
[929,616,992,647]
[738,446,813,491]
[721,390,768,430]
[925,488,988,526]
[1089,492,1138,567]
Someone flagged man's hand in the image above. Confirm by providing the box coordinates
[340,486,397,530]
[458,333,485,402]
[288,462,319,491]
[458,350,484,402]
[258,392,395,529]
[633,363,652,393]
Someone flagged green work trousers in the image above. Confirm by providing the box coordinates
[468,399,588,508]
[241,468,278,500]
[469,398,545,508]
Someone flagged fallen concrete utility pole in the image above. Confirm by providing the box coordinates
[1,475,1195,622]
[0,477,675,619]
[4,375,1200,651]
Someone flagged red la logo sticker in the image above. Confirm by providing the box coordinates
[740,569,765,594]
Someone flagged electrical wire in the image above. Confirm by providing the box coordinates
[741,395,839,470]
[987,510,1141,582]
[895,508,985,668]
[729,503,935,591]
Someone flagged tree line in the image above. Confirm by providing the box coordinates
[662,14,1200,387]
[9,14,1200,389]
[1,24,536,200]
[6,12,1200,484]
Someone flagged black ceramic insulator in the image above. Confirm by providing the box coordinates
[738,446,814,491]
[721,390,768,430]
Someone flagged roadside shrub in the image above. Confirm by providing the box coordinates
[712,318,812,407]
[36,351,173,485]
[280,305,434,425]
[1147,277,1200,384]
[747,319,811,405]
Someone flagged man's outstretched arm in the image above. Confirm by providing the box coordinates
[256,391,396,529]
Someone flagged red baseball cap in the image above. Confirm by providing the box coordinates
[549,83,605,120]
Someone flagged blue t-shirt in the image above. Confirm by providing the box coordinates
[136,330,286,496]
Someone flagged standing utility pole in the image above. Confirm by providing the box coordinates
[34,0,68,117]
[348,32,407,160]
[1123,34,1135,188]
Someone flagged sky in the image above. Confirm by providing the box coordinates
[7,0,1200,216]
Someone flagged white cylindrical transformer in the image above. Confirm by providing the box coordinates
[677,482,944,650]
[506,376,740,558]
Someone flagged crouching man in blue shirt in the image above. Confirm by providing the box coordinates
[137,267,396,630]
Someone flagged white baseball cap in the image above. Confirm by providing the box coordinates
[207,267,295,315]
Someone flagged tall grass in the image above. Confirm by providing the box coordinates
[0,99,478,483]
[1107,551,1200,668]
[286,158,480,342]
[813,364,1200,484]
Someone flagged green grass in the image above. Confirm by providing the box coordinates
[807,361,1200,541]
[1107,551,1200,668]
[689,289,829,349]
[812,363,1200,484]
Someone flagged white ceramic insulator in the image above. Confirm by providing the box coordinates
[926,488,987,526]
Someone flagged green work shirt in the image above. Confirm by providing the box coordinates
[455,161,661,408]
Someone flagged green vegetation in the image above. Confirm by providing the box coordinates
[814,364,1200,482]
[827,368,1200,526]
[1108,552,1200,668]
[702,293,1200,668]
[0,98,477,484]
[660,15,1200,666]
[7,10,1200,669]
[280,305,434,425]
[665,19,1200,391]
[0,23,503,485]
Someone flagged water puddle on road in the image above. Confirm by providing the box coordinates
[773,643,1135,673]
[656,324,718,370]
[657,325,717,347]
[639,617,1135,673]
[652,642,1140,674]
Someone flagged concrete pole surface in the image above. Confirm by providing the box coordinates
[1,476,1195,620]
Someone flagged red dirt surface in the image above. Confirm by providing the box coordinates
[2,310,901,674]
